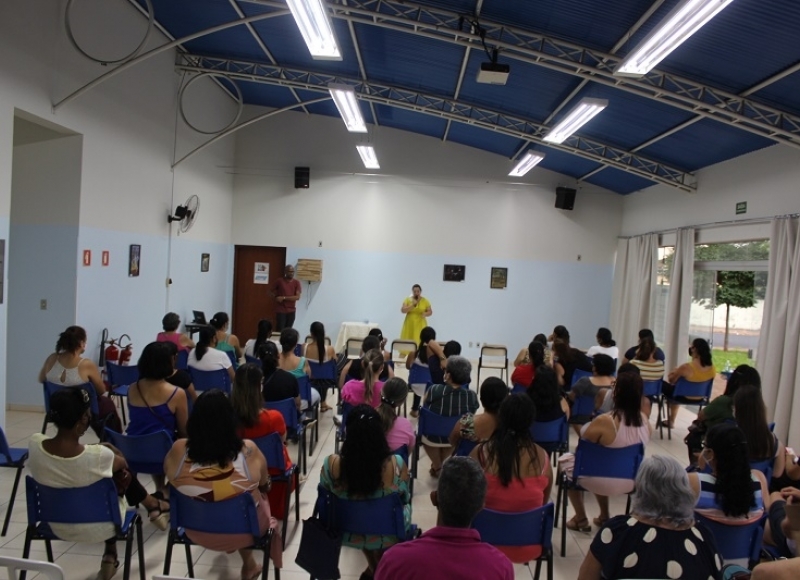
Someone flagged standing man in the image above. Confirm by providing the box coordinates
[400,284,432,344]
[270,264,302,331]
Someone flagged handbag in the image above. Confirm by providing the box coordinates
[295,515,342,579]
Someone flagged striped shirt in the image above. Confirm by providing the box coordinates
[631,359,665,381]
[695,471,763,524]
[424,384,478,443]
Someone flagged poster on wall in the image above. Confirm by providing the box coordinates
[201,253,210,272]
[443,264,465,282]
[254,262,270,284]
[490,267,508,289]
[128,245,140,277]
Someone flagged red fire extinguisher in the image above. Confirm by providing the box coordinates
[104,339,120,365]
[118,334,133,366]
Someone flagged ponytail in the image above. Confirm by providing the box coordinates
[195,327,215,361]
[362,349,384,404]
[310,321,326,364]
[56,326,87,353]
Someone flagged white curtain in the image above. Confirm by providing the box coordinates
[610,234,659,356]
[757,217,800,450]
[663,228,695,373]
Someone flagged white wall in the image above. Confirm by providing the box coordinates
[232,109,624,357]
[0,0,237,411]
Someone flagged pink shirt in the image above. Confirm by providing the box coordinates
[385,417,416,452]
[341,379,384,408]
[156,332,187,351]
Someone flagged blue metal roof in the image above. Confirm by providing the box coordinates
[137,0,800,195]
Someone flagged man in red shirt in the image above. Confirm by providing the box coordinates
[270,264,302,330]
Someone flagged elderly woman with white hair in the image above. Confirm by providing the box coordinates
[578,455,723,580]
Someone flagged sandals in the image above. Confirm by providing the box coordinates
[565,517,591,532]
[429,466,441,478]
[320,403,333,412]
[148,499,170,531]
[100,550,120,580]
[593,516,609,527]
[241,565,263,580]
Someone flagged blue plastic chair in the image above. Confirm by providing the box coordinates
[568,395,596,425]
[530,415,569,460]
[41,382,100,434]
[308,358,339,407]
[660,377,714,440]
[163,486,278,579]
[297,375,319,454]
[555,441,644,556]
[511,382,528,395]
[187,367,232,395]
[570,368,593,388]
[392,445,409,466]
[23,477,144,580]
[105,362,140,426]
[453,438,478,457]
[225,350,238,368]
[695,512,767,568]
[0,426,28,536]
[472,503,555,580]
[413,408,461,481]
[253,433,299,550]
[265,397,307,475]
[175,350,189,370]
[245,354,260,366]
[407,364,432,388]
[334,402,355,455]
[749,457,774,485]
[104,429,173,474]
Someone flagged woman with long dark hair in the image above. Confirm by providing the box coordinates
[513,333,548,367]
[165,389,281,579]
[304,321,337,412]
[733,385,785,480]
[259,341,301,410]
[376,378,416,452]
[527,365,570,422]
[320,404,411,579]
[687,423,768,523]
[405,326,445,417]
[471,394,553,562]
[551,326,592,389]
[277,328,319,411]
[243,319,272,359]
[510,341,545,388]
[663,338,717,429]
[449,377,508,448]
[188,326,235,382]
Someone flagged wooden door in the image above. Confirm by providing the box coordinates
[232,245,286,341]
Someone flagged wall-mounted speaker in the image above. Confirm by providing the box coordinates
[294,167,310,189]
[555,187,576,210]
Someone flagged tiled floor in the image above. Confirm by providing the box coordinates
[0,369,699,580]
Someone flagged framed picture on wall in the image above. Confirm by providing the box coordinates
[201,253,210,272]
[490,267,508,289]
[128,244,140,277]
[443,264,465,282]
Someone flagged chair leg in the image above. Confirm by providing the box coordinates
[262,534,271,580]
[163,532,175,575]
[560,480,569,557]
[625,494,632,515]
[136,518,145,580]
[41,416,48,434]
[295,471,301,521]
[122,521,135,580]
[2,466,23,536]
[45,539,54,562]
[185,543,194,578]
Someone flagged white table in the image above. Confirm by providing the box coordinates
[334,321,380,351]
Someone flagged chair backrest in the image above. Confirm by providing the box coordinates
[169,485,261,538]
[453,438,477,457]
[672,377,714,399]
[391,445,409,465]
[346,338,362,360]
[252,432,288,472]
[188,367,232,395]
[297,375,313,406]
[694,512,766,566]
[417,408,460,439]
[531,416,569,453]
[472,503,554,553]
[749,458,774,483]
[641,379,663,398]
[511,383,528,395]
[390,340,418,363]
[176,350,189,370]
[104,428,173,474]
[105,362,140,388]
[315,485,411,540]
[226,351,238,367]
[265,398,300,432]
[337,403,355,441]
[570,368,593,387]
[308,359,337,381]
[0,425,14,460]
[245,355,260,366]
[305,335,331,346]
[407,364,432,386]
[571,395,596,418]
[480,345,507,359]
[26,476,123,528]
[0,556,65,580]
[42,382,100,417]
[572,440,645,482]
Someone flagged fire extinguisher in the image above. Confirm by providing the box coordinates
[118,334,133,365]
[104,339,120,365]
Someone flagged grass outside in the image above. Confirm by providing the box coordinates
[712,348,753,372]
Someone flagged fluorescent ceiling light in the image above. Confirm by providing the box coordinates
[542,98,608,144]
[356,145,380,169]
[508,151,545,177]
[285,0,342,60]
[329,84,367,133]
[616,0,735,76]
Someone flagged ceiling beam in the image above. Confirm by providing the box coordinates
[175,54,696,191]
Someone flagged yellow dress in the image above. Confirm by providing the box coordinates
[400,296,431,344]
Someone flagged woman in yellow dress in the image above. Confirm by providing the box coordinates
[400,284,432,344]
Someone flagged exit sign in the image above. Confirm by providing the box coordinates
[736,201,747,215]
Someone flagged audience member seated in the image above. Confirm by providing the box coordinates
[367,327,393,366]
[38,325,121,435]
[259,341,300,410]
[470,394,553,562]
[405,326,446,417]
[342,349,386,408]
[723,559,800,580]
[527,365,570,422]
[513,333,548,367]
[595,363,652,418]
[734,384,785,481]
[209,311,242,365]
[28,389,169,580]
[764,486,800,559]
[429,340,462,385]
[126,342,189,497]
[550,325,592,389]
[164,389,281,579]
[568,354,616,426]
[687,423,768,525]
[320,404,411,580]
[620,328,665,365]
[188,326,235,382]
[340,335,393,392]
[374,456,514,580]
[162,340,198,402]
[586,327,619,361]
[449,377,508,448]
[422,356,478,477]
[377,378,416,452]
[510,341,545,387]
[277,328,319,411]
[304,321,338,412]
[577,455,722,580]
[565,372,651,532]
[156,312,194,351]
[662,337,717,429]
[243,319,272,359]
[628,335,665,382]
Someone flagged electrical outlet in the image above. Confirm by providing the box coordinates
[577,254,582,261]
[40,299,47,310]
[318,240,323,247]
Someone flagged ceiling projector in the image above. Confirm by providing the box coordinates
[477,61,510,85]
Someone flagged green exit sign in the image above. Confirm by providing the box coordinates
[736,201,747,215]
